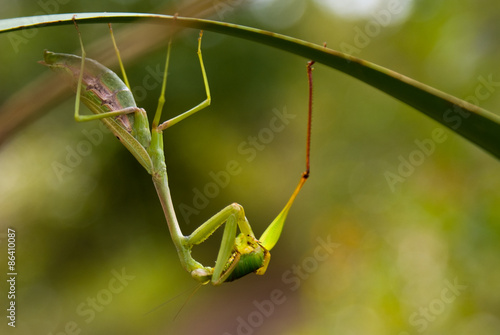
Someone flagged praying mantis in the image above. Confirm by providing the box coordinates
[40,18,314,285]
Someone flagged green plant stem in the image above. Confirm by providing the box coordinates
[1,13,500,158]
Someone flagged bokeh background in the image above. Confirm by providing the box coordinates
[1,0,500,334]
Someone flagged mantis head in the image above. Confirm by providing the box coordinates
[190,233,270,286]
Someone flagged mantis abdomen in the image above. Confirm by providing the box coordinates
[41,50,137,133]
[40,50,152,161]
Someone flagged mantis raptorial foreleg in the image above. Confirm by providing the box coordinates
[41,17,314,286]
[186,203,269,284]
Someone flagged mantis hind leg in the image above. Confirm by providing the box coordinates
[108,23,131,90]
[71,18,144,127]
[156,31,212,131]
[71,18,152,151]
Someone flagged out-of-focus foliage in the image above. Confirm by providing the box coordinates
[1,1,499,334]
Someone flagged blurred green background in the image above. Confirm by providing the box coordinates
[1,0,500,334]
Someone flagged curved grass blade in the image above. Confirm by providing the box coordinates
[1,13,500,158]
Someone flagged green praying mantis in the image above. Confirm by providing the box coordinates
[40,18,314,285]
